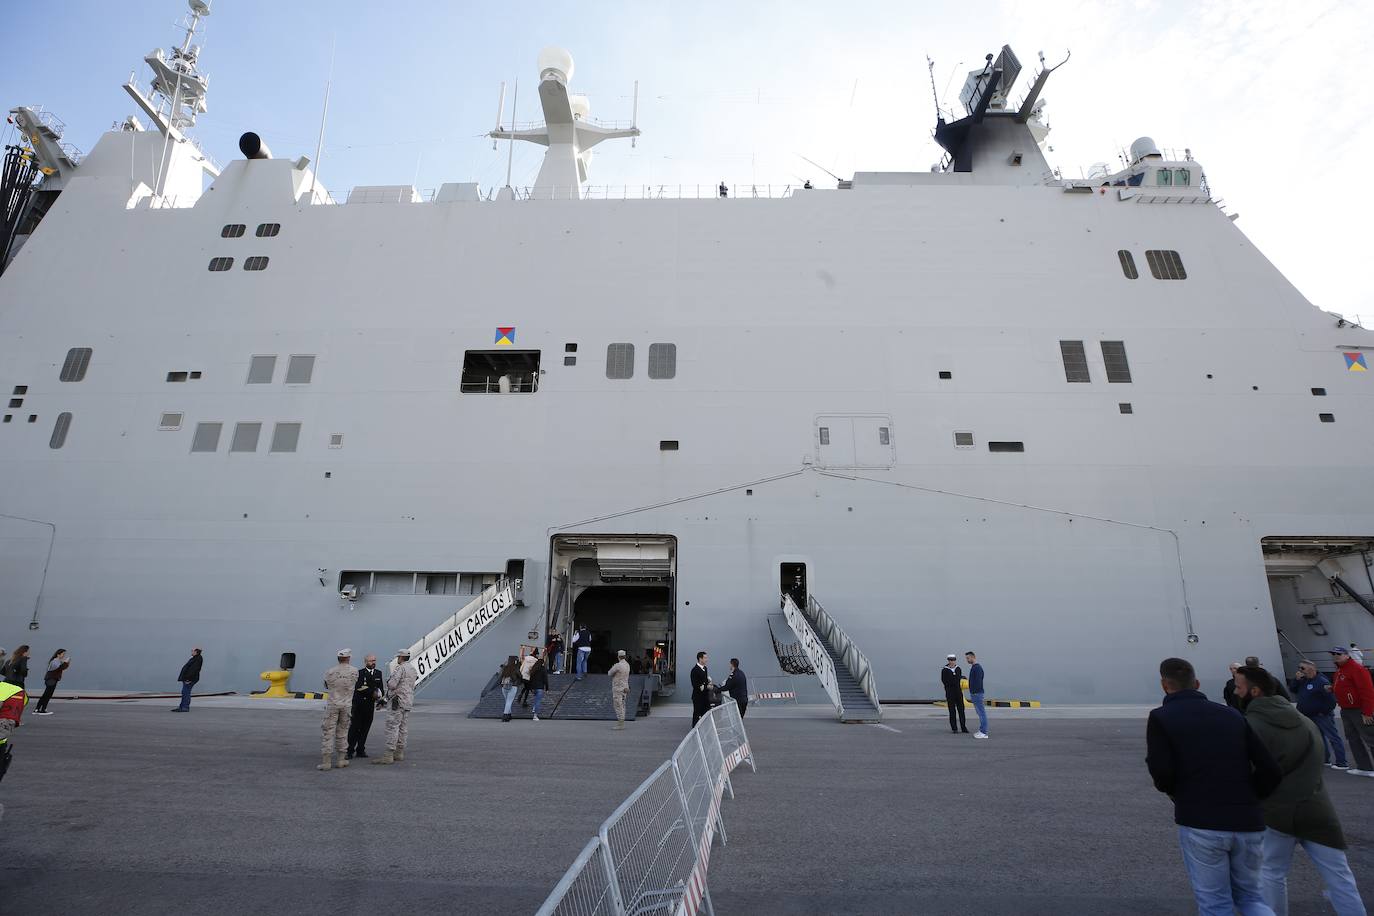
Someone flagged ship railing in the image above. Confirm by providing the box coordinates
[500,116,636,132]
[408,576,518,690]
[780,594,843,718]
[459,374,539,394]
[806,594,882,716]
[331,184,804,204]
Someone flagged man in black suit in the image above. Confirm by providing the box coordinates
[690,651,711,726]
[347,653,386,759]
[722,658,748,718]
[941,653,968,734]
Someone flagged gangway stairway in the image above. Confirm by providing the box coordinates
[408,577,519,691]
[777,594,881,723]
[467,672,660,720]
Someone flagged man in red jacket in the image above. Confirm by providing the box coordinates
[1331,646,1374,778]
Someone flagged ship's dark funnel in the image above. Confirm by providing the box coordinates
[238,132,272,160]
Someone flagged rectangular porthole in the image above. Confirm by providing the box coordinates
[191,422,223,453]
[270,422,302,452]
[877,426,890,446]
[987,441,1025,453]
[648,343,677,379]
[565,343,578,353]
[659,440,679,451]
[13,385,27,395]
[27,414,36,423]
[938,370,953,380]
[1311,388,1326,396]
[1319,413,1335,423]
[166,371,189,382]
[564,356,576,366]
[230,422,263,453]
[208,257,234,272]
[189,371,202,379]
[244,256,270,271]
[1145,249,1187,280]
[1119,402,1133,414]
[329,434,344,448]
[1117,250,1139,280]
[221,224,246,238]
[247,355,276,384]
[48,412,71,449]
[1059,340,1091,383]
[818,427,830,446]
[159,412,183,430]
[1101,341,1132,383]
[606,343,635,379]
[285,354,315,384]
[60,347,93,382]
[7,398,20,408]
[461,350,540,393]
[954,431,975,448]
[2,415,11,423]
[255,223,281,238]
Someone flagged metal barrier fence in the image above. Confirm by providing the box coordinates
[536,702,755,916]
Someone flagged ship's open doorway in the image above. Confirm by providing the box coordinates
[1260,536,1374,680]
[781,562,808,608]
[548,534,677,688]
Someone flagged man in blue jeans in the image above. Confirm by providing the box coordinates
[964,651,988,738]
[1292,659,1348,770]
[1146,657,1283,915]
[171,647,203,712]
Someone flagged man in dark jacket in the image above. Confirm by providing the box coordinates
[721,658,748,718]
[1235,665,1366,915]
[1145,657,1282,916]
[690,651,711,727]
[1222,661,1242,710]
[172,648,203,712]
[347,653,385,759]
[1293,659,1347,770]
[941,654,967,734]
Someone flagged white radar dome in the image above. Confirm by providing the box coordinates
[538,46,575,82]
[570,95,591,120]
[1130,136,1160,164]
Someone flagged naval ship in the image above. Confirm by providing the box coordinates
[1,2,1371,708]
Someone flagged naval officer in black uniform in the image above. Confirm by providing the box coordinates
[347,653,386,759]
[690,651,712,727]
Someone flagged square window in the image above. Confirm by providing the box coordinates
[565,343,578,353]
[1119,403,1133,414]
[12,385,27,395]
[938,371,953,380]
[230,422,263,452]
[285,354,315,384]
[166,371,188,382]
[954,431,975,448]
[606,343,635,379]
[271,422,302,452]
[329,434,344,448]
[1319,413,1335,423]
[2,415,10,423]
[247,355,276,384]
[1311,388,1326,396]
[191,422,223,452]
[7,398,20,408]
[189,371,202,380]
[564,356,576,366]
[159,412,183,430]
[27,414,36,423]
[648,343,677,379]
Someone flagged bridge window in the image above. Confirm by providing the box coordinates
[461,350,540,393]
[244,256,270,271]
[221,224,246,238]
[338,570,500,597]
[1117,250,1138,280]
[1145,250,1186,280]
[606,343,635,379]
[1156,169,1173,187]
[285,354,315,384]
[270,422,302,453]
[230,422,262,453]
[191,422,222,453]
[1174,169,1190,186]
[255,223,281,238]
[159,412,183,430]
[60,347,93,382]
[247,355,276,384]
[208,257,234,272]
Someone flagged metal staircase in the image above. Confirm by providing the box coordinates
[780,594,881,723]
[409,577,518,691]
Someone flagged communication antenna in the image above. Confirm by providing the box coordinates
[630,80,639,148]
[796,153,843,185]
[492,81,506,150]
[504,79,518,188]
[927,56,940,115]
[308,36,336,200]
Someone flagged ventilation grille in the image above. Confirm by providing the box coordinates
[1059,340,1091,383]
[605,343,635,379]
[648,343,677,379]
[1145,249,1187,280]
[1101,341,1132,383]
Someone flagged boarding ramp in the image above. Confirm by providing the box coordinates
[409,577,518,691]
[468,672,660,720]
[779,594,881,723]
[535,701,756,916]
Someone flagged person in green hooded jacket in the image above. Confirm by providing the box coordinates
[1234,666,1366,916]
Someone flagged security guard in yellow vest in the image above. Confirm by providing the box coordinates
[0,680,27,783]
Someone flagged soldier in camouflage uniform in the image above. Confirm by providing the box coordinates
[373,648,417,765]
[318,649,358,771]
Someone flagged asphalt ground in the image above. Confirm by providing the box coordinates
[1,698,1370,915]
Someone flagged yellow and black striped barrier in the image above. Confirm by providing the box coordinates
[934,698,1040,708]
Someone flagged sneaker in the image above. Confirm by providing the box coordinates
[1330,763,1349,771]
[1346,768,1374,777]
[532,715,540,721]
[33,710,54,716]
[974,732,988,739]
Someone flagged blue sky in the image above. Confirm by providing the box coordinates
[7,0,1371,317]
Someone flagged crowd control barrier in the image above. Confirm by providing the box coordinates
[534,701,756,916]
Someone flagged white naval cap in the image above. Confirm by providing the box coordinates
[338,648,351,657]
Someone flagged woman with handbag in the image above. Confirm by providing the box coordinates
[498,656,521,722]
[33,649,70,715]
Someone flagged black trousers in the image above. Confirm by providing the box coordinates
[946,695,967,732]
[347,701,375,753]
[36,681,58,712]
[736,698,748,718]
[692,701,709,727]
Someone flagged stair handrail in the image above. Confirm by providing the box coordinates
[780,594,844,718]
[410,576,517,690]
[805,595,882,717]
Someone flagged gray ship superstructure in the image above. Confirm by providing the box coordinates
[1,12,1371,705]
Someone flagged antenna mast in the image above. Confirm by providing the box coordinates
[504,79,518,189]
